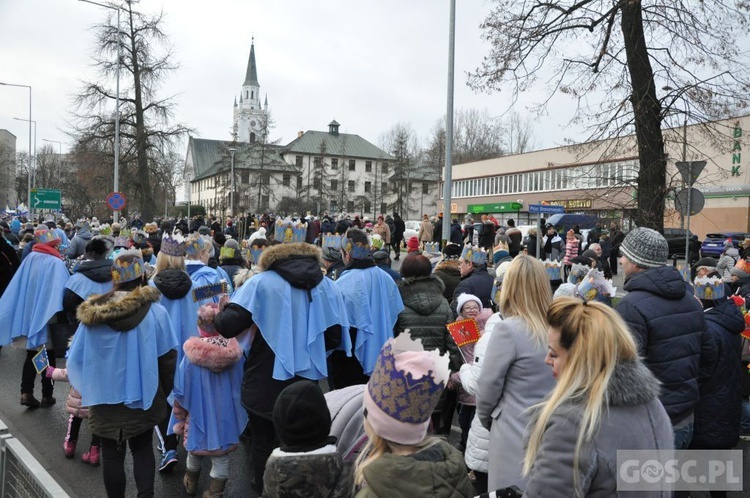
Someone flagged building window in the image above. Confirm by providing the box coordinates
[382,162,389,174]
[331,158,338,169]
[261,195,269,209]
[313,177,321,190]
[349,160,356,171]
[250,132,256,143]
[422,182,429,195]
[261,173,270,185]
[241,171,250,184]
[331,179,338,191]
[365,181,372,193]
[347,201,354,212]
[381,182,387,195]
[380,202,387,214]
[297,176,303,189]
[283,173,290,186]
[348,180,355,192]
[296,155,303,167]
[364,201,371,213]
[314,157,321,168]
[365,161,372,172]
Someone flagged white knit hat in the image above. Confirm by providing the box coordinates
[456,293,482,315]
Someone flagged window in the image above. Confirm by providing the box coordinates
[261,173,270,185]
[365,181,372,193]
[381,182,387,195]
[365,161,372,172]
[331,179,338,191]
[313,177,321,190]
[331,158,338,169]
[313,157,321,168]
[382,162,389,174]
[241,171,250,184]
[349,160,356,171]
[297,176,303,189]
[249,132,256,144]
[422,182,429,195]
[282,173,290,187]
[364,201,371,213]
[347,201,355,212]
[348,180,355,192]
[295,155,303,167]
[261,195,269,209]
[380,203,387,215]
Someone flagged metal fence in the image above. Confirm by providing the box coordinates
[0,417,70,498]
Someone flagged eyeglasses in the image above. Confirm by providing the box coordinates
[462,305,480,312]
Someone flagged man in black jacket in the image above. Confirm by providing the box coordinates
[615,227,704,449]
[392,212,405,260]
[450,245,494,318]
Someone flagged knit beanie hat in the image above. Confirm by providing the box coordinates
[406,237,420,253]
[442,243,461,259]
[553,283,577,299]
[273,381,335,452]
[363,332,450,445]
[322,247,342,262]
[456,293,482,316]
[619,228,668,269]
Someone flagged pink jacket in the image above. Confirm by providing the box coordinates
[563,237,579,265]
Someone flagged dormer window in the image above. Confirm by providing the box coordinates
[251,91,254,99]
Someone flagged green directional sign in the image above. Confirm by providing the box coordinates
[466,202,523,214]
[31,188,62,211]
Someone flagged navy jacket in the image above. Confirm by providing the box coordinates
[450,266,494,318]
[691,299,744,449]
[616,265,704,424]
[449,223,463,245]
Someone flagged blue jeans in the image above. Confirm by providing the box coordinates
[673,420,694,450]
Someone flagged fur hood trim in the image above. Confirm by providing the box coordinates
[77,285,161,327]
[474,308,494,332]
[435,259,460,274]
[607,359,661,406]
[183,336,243,372]
[257,242,323,271]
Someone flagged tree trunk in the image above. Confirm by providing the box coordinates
[620,0,666,231]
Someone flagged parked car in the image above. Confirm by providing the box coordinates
[700,231,750,258]
[663,228,702,264]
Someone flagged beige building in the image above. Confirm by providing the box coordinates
[441,115,750,238]
[0,129,16,210]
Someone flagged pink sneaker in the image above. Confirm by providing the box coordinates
[81,445,100,466]
[63,440,76,459]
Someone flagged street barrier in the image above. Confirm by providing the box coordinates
[0,416,70,498]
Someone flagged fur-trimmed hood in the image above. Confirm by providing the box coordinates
[258,242,325,291]
[257,242,323,271]
[183,336,243,373]
[77,285,162,331]
[434,259,460,275]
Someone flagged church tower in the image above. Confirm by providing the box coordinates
[233,39,267,143]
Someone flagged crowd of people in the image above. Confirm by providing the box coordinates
[0,210,747,497]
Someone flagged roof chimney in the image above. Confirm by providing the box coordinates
[297,131,304,138]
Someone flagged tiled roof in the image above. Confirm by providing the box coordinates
[188,137,296,181]
[283,131,394,161]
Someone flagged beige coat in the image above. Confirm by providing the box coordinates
[418,219,434,242]
[372,222,391,244]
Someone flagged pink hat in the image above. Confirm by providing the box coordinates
[363,332,450,445]
[406,237,420,253]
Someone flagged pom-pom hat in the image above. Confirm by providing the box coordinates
[619,227,669,269]
[364,332,450,445]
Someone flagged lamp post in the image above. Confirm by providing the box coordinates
[79,0,122,223]
[228,148,237,218]
[441,0,456,250]
[0,82,31,218]
[13,117,36,218]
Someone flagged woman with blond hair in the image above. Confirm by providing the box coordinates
[477,255,556,490]
[522,297,672,496]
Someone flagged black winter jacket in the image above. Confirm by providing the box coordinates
[450,265,494,318]
[616,265,704,424]
[690,299,744,449]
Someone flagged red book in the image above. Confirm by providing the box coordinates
[447,319,481,348]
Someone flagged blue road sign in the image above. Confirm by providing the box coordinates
[529,204,565,214]
[107,192,126,211]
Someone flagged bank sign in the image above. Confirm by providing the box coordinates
[732,123,742,177]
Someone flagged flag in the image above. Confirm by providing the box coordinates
[447,318,481,348]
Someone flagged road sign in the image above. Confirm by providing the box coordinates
[30,189,61,211]
[106,191,127,211]
[675,187,705,216]
[676,161,706,187]
[529,203,565,214]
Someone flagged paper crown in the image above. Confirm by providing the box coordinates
[568,263,591,285]
[460,245,487,265]
[33,227,58,245]
[160,232,186,257]
[543,259,563,280]
[111,249,145,285]
[274,218,307,244]
[364,332,450,445]
[342,235,371,260]
[248,247,264,264]
[735,259,750,275]
[321,233,342,250]
[694,276,725,300]
[184,234,207,257]
[423,242,440,254]
[575,269,615,303]
[98,224,112,236]
[220,246,237,260]
[114,236,130,248]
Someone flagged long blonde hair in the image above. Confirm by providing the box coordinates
[498,255,551,346]
[153,251,185,275]
[354,419,440,488]
[523,297,639,494]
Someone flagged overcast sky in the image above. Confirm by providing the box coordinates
[0,0,582,157]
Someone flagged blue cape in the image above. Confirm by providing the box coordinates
[168,344,247,452]
[148,279,200,363]
[66,272,113,300]
[0,251,70,348]
[187,263,234,304]
[231,270,351,381]
[335,266,404,375]
[66,302,179,410]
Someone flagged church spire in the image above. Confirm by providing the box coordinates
[243,38,260,87]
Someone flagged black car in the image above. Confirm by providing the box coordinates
[663,228,702,264]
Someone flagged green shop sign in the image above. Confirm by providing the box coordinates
[466,202,523,214]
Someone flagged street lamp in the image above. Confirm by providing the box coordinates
[0,82,32,218]
[79,0,122,223]
[13,117,37,217]
[227,148,237,218]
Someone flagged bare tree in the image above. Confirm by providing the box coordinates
[380,123,422,218]
[68,0,192,222]
[470,0,750,230]
[503,111,536,155]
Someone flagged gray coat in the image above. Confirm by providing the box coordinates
[476,316,555,491]
[523,360,673,497]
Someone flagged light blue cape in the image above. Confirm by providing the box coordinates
[66,272,113,300]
